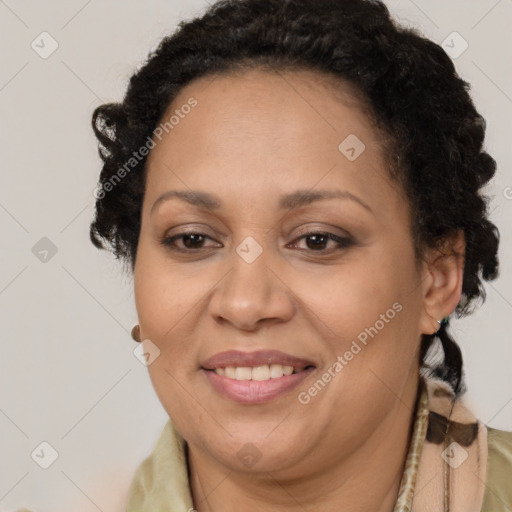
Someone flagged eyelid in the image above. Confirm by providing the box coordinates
[159,226,355,255]
[292,223,353,238]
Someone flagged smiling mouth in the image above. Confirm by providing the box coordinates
[209,364,315,381]
[200,350,317,402]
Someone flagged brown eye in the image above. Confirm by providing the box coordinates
[160,232,221,252]
[287,231,354,253]
[159,230,354,255]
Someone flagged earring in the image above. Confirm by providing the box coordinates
[436,316,449,332]
[131,324,141,342]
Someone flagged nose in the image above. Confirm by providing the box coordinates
[207,242,295,331]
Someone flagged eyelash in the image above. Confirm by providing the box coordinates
[159,230,354,255]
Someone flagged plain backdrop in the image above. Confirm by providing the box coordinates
[1,1,511,511]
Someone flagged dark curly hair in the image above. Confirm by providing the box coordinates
[90,0,499,396]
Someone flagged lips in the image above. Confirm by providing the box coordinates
[201,350,316,404]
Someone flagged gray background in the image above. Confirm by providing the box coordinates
[1,0,510,510]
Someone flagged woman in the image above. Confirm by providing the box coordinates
[87,0,511,510]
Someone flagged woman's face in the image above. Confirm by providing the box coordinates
[134,68,435,476]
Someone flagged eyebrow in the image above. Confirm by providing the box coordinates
[150,188,373,216]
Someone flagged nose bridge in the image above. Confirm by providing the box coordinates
[208,234,294,329]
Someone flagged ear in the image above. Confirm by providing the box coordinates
[419,230,465,335]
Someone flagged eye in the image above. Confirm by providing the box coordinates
[286,231,354,253]
[159,229,354,254]
[159,231,221,253]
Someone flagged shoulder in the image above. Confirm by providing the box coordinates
[481,427,512,512]
[126,419,194,511]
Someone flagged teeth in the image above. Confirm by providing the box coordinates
[213,364,297,380]
[283,365,294,376]
[235,367,252,380]
[252,365,270,381]
[270,364,284,378]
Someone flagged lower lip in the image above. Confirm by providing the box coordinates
[202,367,315,404]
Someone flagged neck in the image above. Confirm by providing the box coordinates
[188,379,419,512]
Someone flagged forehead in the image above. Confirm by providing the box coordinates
[160,67,378,148]
[143,68,399,217]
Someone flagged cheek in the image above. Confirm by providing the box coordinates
[134,255,203,421]
[134,245,208,346]
[302,253,409,336]
[304,244,422,383]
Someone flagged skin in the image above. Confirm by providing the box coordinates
[133,68,464,511]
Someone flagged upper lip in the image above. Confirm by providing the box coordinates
[201,350,316,371]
